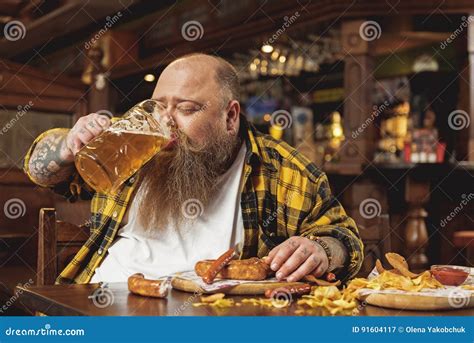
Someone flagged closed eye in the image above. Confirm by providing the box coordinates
[177,104,203,115]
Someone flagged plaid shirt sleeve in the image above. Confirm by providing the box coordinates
[298,172,364,281]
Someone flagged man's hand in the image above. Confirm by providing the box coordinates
[265,236,329,282]
[63,113,111,160]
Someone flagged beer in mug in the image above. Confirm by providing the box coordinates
[75,100,172,194]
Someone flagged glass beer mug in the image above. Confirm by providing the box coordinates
[75,99,172,194]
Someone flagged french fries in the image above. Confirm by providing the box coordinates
[192,292,238,307]
[385,252,419,278]
[242,298,290,308]
[347,270,443,293]
[199,293,225,303]
[347,253,443,293]
[297,286,358,315]
[375,259,385,274]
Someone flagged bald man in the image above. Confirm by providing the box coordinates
[25,53,363,285]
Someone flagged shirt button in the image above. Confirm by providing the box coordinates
[112,211,118,218]
[269,232,275,237]
[98,249,103,255]
[129,177,135,184]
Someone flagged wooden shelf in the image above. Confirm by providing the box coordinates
[0,229,31,239]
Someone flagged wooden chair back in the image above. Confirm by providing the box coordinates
[37,204,91,286]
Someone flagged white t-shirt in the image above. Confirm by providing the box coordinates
[91,143,246,283]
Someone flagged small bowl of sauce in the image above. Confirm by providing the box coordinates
[430,265,470,286]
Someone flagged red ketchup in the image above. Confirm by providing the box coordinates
[430,266,469,286]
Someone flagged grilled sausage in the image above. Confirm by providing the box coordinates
[127,273,170,298]
[196,258,272,281]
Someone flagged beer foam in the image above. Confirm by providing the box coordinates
[107,101,171,138]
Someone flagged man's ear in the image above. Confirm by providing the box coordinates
[225,100,240,134]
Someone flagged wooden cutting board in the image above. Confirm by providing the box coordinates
[357,291,474,310]
[171,276,305,295]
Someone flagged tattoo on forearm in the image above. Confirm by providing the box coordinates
[319,237,348,272]
[28,132,74,185]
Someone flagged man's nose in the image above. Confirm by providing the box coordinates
[155,103,177,128]
[162,112,177,129]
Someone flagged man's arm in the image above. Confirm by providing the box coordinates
[317,236,348,272]
[299,172,364,280]
[25,113,112,187]
[27,129,75,186]
[266,172,363,282]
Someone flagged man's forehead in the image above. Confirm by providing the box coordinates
[154,60,218,98]
[169,54,220,69]
[165,57,218,80]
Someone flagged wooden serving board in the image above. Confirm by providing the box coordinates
[171,276,305,295]
[357,290,474,311]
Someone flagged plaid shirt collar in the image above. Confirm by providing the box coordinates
[241,115,277,173]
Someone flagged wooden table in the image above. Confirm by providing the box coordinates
[17,283,474,316]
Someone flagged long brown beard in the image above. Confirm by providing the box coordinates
[136,125,241,230]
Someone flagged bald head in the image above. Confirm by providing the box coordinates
[167,53,240,104]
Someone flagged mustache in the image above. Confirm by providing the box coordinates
[169,129,233,172]
[171,129,213,152]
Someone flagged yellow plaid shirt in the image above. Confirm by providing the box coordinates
[24,116,363,284]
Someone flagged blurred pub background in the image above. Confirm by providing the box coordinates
[0,0,473,313]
